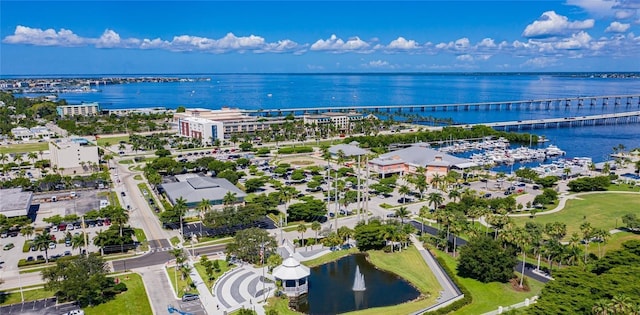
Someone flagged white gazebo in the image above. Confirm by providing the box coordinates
[272,256,310,297]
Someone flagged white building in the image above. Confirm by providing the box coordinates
[10,127,34,141]
[177,116,224,144]
[56,102,100,117]
[303,112,366,132]
[30,126,55,139]
[49,138,99,175]
[10,126,55,140]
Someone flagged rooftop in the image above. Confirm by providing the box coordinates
[272,256,310,280]
[371,143,475,169]
[0,188,33,217]
[161,175,247,205]
[328,143,369,157]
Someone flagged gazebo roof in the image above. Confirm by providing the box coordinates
[272,256,310,280]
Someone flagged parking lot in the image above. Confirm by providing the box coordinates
[32,189,109,228]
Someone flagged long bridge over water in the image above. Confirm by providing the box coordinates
[245,94,640,116]
[460,111,640,131]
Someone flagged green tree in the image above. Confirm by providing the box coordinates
[173,197,188,238]
[42,254,120,307]
[33,231,53,263]
[394,206,410,225]
[457,235,517,283]
[311,221,322,243]
[72,232,86,255]
[20,225,35,240]
[427,192,444,211]
[297,224,308,247]
[226,228,277,264]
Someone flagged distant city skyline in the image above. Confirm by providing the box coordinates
[1,1,640,75]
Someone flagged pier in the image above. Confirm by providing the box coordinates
[462,111,640,131]
[245,94,640,116]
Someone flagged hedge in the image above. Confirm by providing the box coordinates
[277,146,313,154]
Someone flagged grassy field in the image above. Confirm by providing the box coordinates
[84,273,152,315]
[166,266,198,298]
[434,250,544,315]
[608,183,640,192]
[193,259,234,291]
[118,159,134,165]
[0,287,54,305]
[512,193,640,239]
[344,247,441,315]
[0,142,49,154]
[587,231,640,256]
[264,296,304,315]
[133,228,149,252]
[96,135,130,147]
[133,174,143,180]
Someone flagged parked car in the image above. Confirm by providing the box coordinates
[49,242,56,249]
[3,243,14,250]
[36,255,45,260]
[181,294,200,302]
[26,256,34,262]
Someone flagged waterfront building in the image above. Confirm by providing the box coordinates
[105,107,172,116]
[159,174,247,209]
[303,112,366,133]
[328,142,369,158]
[0,188,34,218]
[48,138,99,175]
[56,102,100,117]
[174,107,284,144]
[368,142,476,180]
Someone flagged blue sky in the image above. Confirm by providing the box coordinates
[1,1,639,75]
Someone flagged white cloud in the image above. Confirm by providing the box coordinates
[522,56,559,68]
[605,21,631,32]
[456,54,474,62]
[3,25,86,46]
[386,37,419,50]
[477,38,497,48]
[310,34,370,52]
[554,31,593,49]
[362,60,392,68]
[523,11,595,38]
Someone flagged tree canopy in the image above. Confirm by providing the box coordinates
[226,228,277,264]
[457,235,517,283]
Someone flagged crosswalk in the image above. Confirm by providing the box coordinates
[149,247,174,253]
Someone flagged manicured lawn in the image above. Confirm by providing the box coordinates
[512,192,640,240]
[302,248,358,268]
[0,142,49,154]
[434,250,544,315]
[84,273,152,315]
[343,247,441,315]
[608,183,640,192]
[264,296,303,315]
[96,135,130,147]
[166,266,198,297]
[170,236,181,247]
[0,287,54,305]
[193,259,234,291]
[587,231,640,256]
[133,228,149,251]
[133,174,143,180]
[118,159,134,165]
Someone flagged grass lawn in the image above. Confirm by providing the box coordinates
[512,192,640,240]
[170,236,181,247]
[264,296,303,315]
[84,273,152,315]
[608,183,640,192]
[133,228,149,251]
[302,248,358,268]
[133,174,143,180]
[434,250,544,315]
[0,287,54,305]
[97,191,121,208]
[96,135,130,147]
[0,142,49,154]
[193,259,234,291]
[343,247,441,315]
[587,231,640,256]
[166,266,198,297]
[118,159,134,165]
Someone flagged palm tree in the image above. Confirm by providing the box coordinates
[110,206,130,238]
[382,224,399,253]
[395,206,410,226]
[448,189,461,203]
[223,192,236,206]
[71,232,86,254]
[610,294,632,315]
[513,227,532,288]
[20,225,34,240]
[197,198,211,219]
[427,192,444,211]
[33,232,52,263]
[13,154,23,165]
[27,152,38,165]
[418,205,430,234]
[398,185,410,203]
[430,173,444,190]
[311,221,321,243]
[0,153,8,165]
[592,299,613,315]
[173,197,188,239]
[297,224,307,247]
[580,222,594,264]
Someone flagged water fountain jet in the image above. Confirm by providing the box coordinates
[352,265,366,291]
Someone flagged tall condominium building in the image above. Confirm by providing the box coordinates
[56,102,100,117]
[48,138,99,175]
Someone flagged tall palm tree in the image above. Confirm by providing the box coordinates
[297,224,307,247]
[0,153,9,165]
[173,197,188,239]
[197,198,211,220]
[395,206,410,226]
[71,232,86,255]
[33,232,52,263]
[223,191,236,206]
[382,224,399,253]
[448,189,461,203]
[27,152,38,165]
[427,192,444,211]
[20,225,35,240]
[513,227,532,287]
[592,299,613,315]
[398,185,410,203]
[311,221,321,243]
[110,206,130,238]
[13,154,23,165]
[418,205,430,234]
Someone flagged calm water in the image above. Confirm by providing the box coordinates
[31,73,640,162]
[301,254,420,315]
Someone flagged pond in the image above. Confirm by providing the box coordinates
[297,254,420,314]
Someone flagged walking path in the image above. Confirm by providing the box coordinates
[409,235,464,314]
[211,264,274,315]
